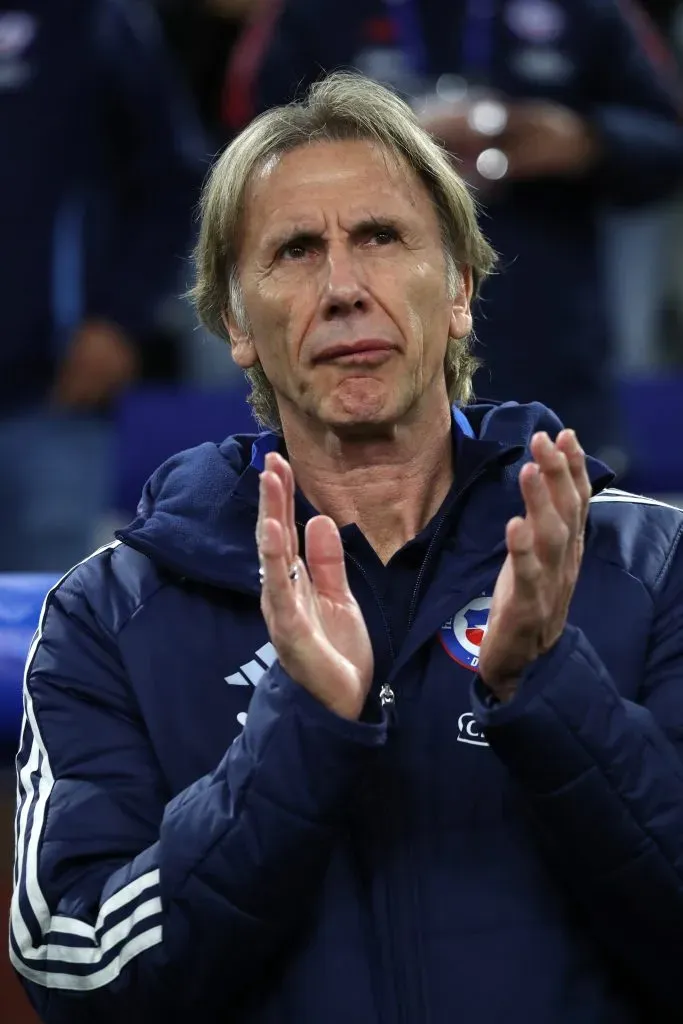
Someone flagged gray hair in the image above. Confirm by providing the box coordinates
[190,71,497,430]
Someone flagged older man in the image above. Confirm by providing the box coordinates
[10,74,683,1023]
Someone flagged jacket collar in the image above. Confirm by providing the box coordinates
[117,402,613,592]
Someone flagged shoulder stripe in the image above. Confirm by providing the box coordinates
[10,541,165,991]
[591,488,683,511]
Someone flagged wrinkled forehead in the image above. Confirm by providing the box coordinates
[238,138,437,248]
[251,137,417,192]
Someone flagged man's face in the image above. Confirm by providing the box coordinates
[229,139,472,434]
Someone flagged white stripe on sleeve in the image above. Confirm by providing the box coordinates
[10,542,166,991]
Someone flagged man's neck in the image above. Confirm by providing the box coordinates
[282,403,455,565]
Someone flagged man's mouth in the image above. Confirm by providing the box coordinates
[314,340,397,365]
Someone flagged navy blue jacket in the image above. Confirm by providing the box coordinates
[10,401,683,1023]
[0,0,206,417]
[242,0,683,451]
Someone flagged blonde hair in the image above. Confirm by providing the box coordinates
[190,72,497,430]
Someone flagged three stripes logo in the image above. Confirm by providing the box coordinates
[225,642,277,724]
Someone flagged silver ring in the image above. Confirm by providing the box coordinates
[258,563,299,584]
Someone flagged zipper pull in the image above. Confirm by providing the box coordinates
[379,683,395,708]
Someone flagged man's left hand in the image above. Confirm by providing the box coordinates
[503,101,601,180]
[478,430,591,702]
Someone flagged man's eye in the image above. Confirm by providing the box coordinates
[370,228,399,246]
[279,240,315,260]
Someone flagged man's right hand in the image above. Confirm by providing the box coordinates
[257,452,374,720]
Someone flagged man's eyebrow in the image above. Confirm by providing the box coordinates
[263,214,410,247]
[261,225,322,251]
[351,214,404,232]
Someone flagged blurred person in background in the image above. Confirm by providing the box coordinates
[599,0,683,380]
[153,0,263,386]
[230,0,683,469]
[155,0,259,146]
[0,0,206,572]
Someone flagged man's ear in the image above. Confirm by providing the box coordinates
[449,265,473,339]
[221,311,257,369]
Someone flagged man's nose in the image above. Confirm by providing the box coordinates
[320,245,369,319]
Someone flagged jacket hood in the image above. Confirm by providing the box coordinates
[116,401,614,590]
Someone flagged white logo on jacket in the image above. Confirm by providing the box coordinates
[457,712,489,747]
[225,642,277,726]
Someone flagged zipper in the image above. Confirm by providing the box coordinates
[291,454,509,1024]
[317,534,404,1022]
[379,683,396,708]
[343,550,399,714]
[405,507,451,633]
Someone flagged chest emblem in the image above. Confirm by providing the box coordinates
[439,594,492,672]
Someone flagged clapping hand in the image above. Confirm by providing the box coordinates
[257,452,374,720]
[478,430,591,701]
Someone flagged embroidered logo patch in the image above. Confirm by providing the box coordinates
[439,594,492,672]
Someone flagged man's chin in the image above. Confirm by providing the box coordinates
[317,391,409,437]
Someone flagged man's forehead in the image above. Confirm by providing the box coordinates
[245,139,426,217]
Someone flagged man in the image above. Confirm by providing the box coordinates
[0,0,206,571]
[230,0,683,463]
[10,74,683,1023]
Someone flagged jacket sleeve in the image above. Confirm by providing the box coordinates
[471,522,683,1014]
[586,0,683,204]
[85,0,208,341]
[10,561,386,1022]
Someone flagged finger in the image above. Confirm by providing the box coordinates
[519,461,568,566]
[305,516,352,602]
[265,453,297,565]
[278,454,301,561]
[264,454,292,562]
[555,429,591,526]
[259,516,300,623]
[258,469,289,564]
[506,515,542,602]
[530,432,580,531]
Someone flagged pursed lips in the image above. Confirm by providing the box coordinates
[311,339,398,364]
